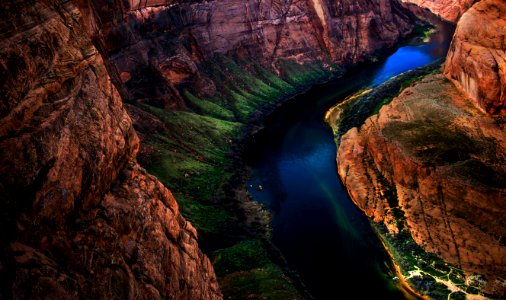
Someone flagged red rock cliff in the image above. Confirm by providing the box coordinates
[401,0,476,22]
[75,0,418,109]
[444,0,506,116]
[336,0,506,296]
[338,74,506,296]
[0,0,221,298]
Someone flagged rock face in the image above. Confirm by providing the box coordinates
[0,0,221,298]
[401,0,476,22]
[336,2,506,296]
[76,0,418,110]
[338,73,506,296]
[444,0,506,116]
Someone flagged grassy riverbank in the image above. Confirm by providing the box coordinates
[325,60,442,144]
[133,55,339,298]
[131,19,435,298]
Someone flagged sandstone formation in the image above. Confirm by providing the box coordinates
[401,0,476,22]
[0,0,437,298]
[444,0,506,116]
[338,73,506,296]
[76,0,418,110]
[0,0,220,298]
[336,2,506,296]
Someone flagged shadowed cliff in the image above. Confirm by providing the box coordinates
[0,1,220,298]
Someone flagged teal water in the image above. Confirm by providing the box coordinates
[245,21,455,299]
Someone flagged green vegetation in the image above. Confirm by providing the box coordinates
[449,291,467,300]
[211,239,301,299]
[133,56,334,298]
[373,219,468,300]
[328,61,441,140]
[408,274,450,300]
[219,265,302,299]
[329,64,502,298]
[408,23,436,44]
[212,239,272,277]
[371,197,501,299]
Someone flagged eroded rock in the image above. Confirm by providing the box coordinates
[401,0,476,22]
[444,0,506,116]
[338,73,506,296]
[0,1,221,298]
[76,0,419,110]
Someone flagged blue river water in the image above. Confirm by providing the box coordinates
[245,20,454,299]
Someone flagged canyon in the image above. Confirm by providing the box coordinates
[335,0,506,298]
[76,0,418,110]
[0,0,426,298]
[1,0,504,299]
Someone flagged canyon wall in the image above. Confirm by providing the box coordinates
[338,74,506,296]
[0,0,220,298]
[0,0,427,298]
[337,0,506,296]
[444,0,506,116]
[75,0,418,110]
[401,0,476,22]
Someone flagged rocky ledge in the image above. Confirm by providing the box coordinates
[337,73,506,297]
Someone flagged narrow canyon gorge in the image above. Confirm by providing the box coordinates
[0,0,504,299]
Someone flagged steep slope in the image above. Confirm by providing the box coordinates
[68,1,422,294]
[444,0,506,115]
[334,0,506,298]
[76,0,418,110]
[338,74,506,297]
[0,0,428,298]
[0,0,220,298]
[401,0,476,22]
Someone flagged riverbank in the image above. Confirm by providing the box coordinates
[325,64,442,299]
[135,56,339,299]
[130,18,437,298]
[325,60,442,144]
[328,70,506,299]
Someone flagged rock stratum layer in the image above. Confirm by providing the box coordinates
[76,0,418,110]
[337,1,506,296]
[444,0,506,116]
[0,0,220,299]
[401,0,476,22]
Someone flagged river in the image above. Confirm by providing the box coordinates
[244,18,455,299]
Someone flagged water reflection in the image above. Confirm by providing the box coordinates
[245,18,455,299]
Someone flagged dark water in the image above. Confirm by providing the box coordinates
[245,21,455,299]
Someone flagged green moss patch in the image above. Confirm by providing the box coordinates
[219,265,302,300]
[211,239,271,277]
[132,56,334,299]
